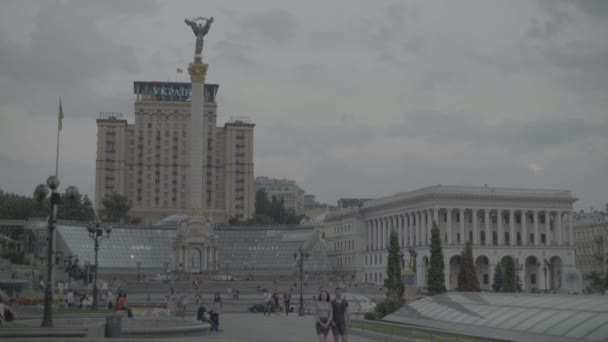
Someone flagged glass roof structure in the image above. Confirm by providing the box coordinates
[57,225,175,269]
[57,224,330,272]
[217,227,331,272]
[384,292,608,342]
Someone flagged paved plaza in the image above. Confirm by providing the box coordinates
[178,313,379,342]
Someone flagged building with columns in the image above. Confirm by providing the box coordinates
[324,185,582,293]
[574,212,608,287]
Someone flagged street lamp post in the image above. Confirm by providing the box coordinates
[40,176,61,328]
[543,258,551,293]
[87,219,112,310]
[293,247,309,316]
[226,261,231,279]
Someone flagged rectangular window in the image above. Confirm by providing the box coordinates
[531,273,536,285]
[541,234,546,244]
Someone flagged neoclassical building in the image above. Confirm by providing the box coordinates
[324,185,582,293]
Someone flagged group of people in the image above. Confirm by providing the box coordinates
[263,289,293,316]
[313,287,350,342]
[195,292,223,332]
[65,289,94,309]
[0,298,17,325]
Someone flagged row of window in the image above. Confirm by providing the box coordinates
[365,254,383,266]
[333,239,354,251]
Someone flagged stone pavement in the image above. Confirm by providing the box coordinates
[176,313,381,342]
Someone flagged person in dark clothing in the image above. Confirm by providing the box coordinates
[196,306,220,332]
[283,292,291,316]
[331,287,350,342]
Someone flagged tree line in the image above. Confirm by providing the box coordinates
[229,189,305,225]
[0,187,133,223]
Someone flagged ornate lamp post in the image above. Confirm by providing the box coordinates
[38,176,61,328]
[87,219,112,310]
[543,258,551,293]
[293,246,309,316]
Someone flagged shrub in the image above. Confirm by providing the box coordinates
[374,300,402,319]
[364,312,377,320]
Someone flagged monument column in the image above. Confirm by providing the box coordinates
[188,55,209,209]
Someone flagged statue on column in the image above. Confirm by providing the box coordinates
[184,16,214,56]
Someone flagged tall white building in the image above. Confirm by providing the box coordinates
[95,82,255,224]
[324,185,582,293]
[255,177,305,213]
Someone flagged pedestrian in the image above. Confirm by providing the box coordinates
[116,293,133,318]
[331,287,350,342]
[65,289,74,308]
[273,291,280,313]
[179,293,189,319]
[39,280,45,292]
[0,298,17,325]
[196,306,220,332]
[167,289,177,319]
[233,289,240,308]
[213,292,222,307]
[210,300,221,328]
[314,290,333,342]
[107,291,114,309]
[263,289,272,316]
[283,292,291,316]
[194,293,201,305]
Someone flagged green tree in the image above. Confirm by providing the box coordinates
[255,189,270,216]
[457,241,480,292]
[100,192,131,223]
[427,223,446,295]
[384,231,405,304]
[80,195,95,221]
[502,256,516,292]
[492,263,503,292]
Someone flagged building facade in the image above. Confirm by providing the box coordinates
[574,212,608,281]
[254,177,305,213]
[337,198,373,210]
[324,185,582,293]
[95,82,255,224]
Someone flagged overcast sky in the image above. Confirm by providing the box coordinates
[1,0,607,211]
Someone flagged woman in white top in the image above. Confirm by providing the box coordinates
[313,290,333,342]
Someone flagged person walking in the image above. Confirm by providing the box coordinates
[66,289,74,308]
[210,299,221,329]
[331,287,350,342]
[167,289,177,319]
[314,290,333,342]
[263,289,272,316]
[283,292,292,316]
[116,293,133,318]
[232,289,240,308]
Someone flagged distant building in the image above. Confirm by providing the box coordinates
[255,177,305,213]
[337,198,373,210]
[95,82,255,224]
[574,212,608,282]
[303,194,316,208]
[324,185,582,294]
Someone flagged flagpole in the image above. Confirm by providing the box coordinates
[55,98,61,177]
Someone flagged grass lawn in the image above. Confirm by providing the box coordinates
[351,320,496,342]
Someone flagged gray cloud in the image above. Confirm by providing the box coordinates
[239,8,298,45]
[1,0,607,212]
